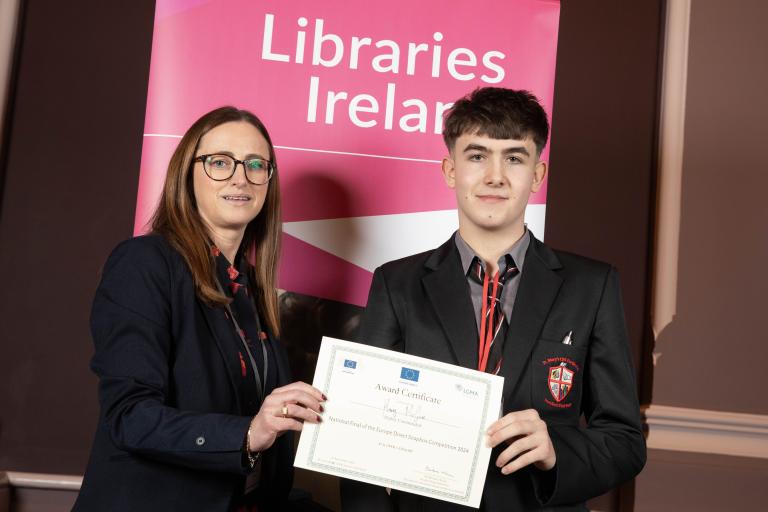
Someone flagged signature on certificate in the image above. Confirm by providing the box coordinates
[382,398,427,425]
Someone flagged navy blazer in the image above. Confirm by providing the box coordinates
[74,235,294,512]
[341,235,646,511]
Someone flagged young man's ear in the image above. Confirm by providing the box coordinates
[441,156,456,188]
[531,160,548,193]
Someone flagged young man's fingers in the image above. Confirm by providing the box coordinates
[487,419,538,448]
[487,409,542,436]
[495,435,539,468]
[500,446,548,475]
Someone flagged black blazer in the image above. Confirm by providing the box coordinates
[74,235,294,512]
[341,235,646,511]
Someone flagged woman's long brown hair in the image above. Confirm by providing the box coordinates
[150,106,282,336]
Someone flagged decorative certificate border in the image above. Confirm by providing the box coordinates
[305,344,493,503]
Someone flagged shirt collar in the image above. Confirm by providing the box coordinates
[454,228,530,276]
[211,244,248,283]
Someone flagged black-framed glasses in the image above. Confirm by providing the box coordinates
[194,154,274,185]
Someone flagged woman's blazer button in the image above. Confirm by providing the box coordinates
[195,436,206,446]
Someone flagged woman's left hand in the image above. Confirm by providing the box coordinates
[247,381,325,453]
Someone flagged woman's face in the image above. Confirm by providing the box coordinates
[192,121,271,238]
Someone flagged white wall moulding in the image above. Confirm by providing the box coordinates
[5,472,82,491]
[644,404,768,459]
[0,0,20,147]
[652,0,691,347]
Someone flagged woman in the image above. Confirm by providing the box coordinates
[74,107,324,511]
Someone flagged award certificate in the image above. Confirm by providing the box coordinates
[295,337,504,508]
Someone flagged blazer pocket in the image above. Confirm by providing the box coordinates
[530,340,587,422]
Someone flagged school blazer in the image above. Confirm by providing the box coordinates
[341,235,646,511]
[74,235,294,512]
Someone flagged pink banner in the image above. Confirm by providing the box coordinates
[137,0,561,305]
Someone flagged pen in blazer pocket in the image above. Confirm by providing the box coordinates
[560,331,573,367]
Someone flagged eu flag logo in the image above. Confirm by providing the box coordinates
[344,359,357,369]
[400,367,419,382]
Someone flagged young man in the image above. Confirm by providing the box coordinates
[341,88,646,510]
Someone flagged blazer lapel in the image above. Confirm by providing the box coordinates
[499,235,563,399]
[422,238,479,369]
[199,301,243,412]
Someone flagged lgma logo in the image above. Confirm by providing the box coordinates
[455,383,478,397]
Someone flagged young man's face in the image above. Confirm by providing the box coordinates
[441,132,547,240]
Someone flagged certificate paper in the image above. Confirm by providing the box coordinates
[295,337,504,508]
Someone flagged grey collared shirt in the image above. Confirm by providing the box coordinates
[454,229,530,333]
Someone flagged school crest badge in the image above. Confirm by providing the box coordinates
[548,365,574,403]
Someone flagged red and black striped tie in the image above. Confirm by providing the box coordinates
[470,255,519,374]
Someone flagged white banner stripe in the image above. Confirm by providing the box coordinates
[272,145,441,164]
[142,134,440,164]
[282,206,546,272]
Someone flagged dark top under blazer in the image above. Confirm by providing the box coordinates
[73,235,294,512]
[341,235,646,511]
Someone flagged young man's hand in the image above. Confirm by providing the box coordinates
[486,409,556,474]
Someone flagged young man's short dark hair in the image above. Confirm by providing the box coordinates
[442,87,550,155]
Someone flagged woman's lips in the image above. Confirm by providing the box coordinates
[222,195,252,202]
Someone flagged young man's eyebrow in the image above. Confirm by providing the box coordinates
[460,143,531,157]
[502,146,530,157]
[462,143,489,153]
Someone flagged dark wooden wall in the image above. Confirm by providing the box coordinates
[0,0,155,473]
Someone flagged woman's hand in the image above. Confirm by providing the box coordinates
[248,381,325,453]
